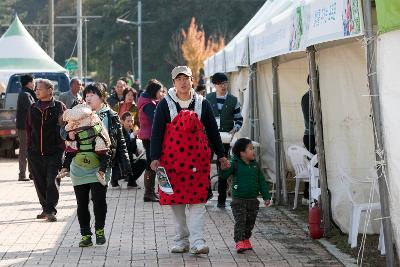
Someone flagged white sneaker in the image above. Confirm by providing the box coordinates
[190,244,209,255]
[171,245,189,253]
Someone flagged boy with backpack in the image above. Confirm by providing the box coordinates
[219,138,273,253]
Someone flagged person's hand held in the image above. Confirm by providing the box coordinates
[219,157,230,170]
[150,160,160,171]
[264,199,273,207]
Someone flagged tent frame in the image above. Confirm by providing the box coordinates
[307,45,331,236]
[363,0,395,265]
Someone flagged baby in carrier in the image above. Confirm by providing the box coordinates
[57,104,111,185]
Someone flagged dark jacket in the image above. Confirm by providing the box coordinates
[102,108,132,174]
[107,93,122,110]
[16,87,37,130]
[26,99,66,156]
[150,94,225,161]
[122,127,138,163]
[301,90,314,136]
[219,156,271,200]
[206,92,243,132]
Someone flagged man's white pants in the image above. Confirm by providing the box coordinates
[170,204,206,248]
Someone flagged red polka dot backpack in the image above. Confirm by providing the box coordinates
[159,93,211,205]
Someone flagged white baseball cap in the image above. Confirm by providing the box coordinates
[171,66,192,79]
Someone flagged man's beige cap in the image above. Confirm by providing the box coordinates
[171,66,192,79]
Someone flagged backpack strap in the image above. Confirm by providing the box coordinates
[165,94,179,121]
[165,92,204,121]
[193,93,203,119]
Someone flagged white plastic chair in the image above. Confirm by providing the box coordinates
[308,154,320,201]
[287,145,314,209]
[338,168,385,254]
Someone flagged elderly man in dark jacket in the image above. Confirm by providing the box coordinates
[26,79,66,222]
[16,74,37,181]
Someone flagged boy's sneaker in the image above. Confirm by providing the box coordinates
[36,212,46,219]
[170,245,189,253]
[46,213,57,222]
[189,244,209,255]
[95,229,106,245]
[217,202,226,208]
[79,235,93,247]
[235,241,247,253]
[244,239,253,250]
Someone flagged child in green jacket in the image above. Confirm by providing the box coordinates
[219,138,273,253]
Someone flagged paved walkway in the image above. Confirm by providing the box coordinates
[0,158,343,267]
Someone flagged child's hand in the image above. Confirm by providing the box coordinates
[56,168,69,179]
[219,157,230,170]
[68,131,76,140]
[96,171,107,186]
[264,199,273,207]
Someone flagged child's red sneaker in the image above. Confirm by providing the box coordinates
[244,239,253,250]
[235,241,247,253]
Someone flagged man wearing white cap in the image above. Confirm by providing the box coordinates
[150,66,229,254]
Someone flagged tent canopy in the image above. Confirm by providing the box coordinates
[205,0,364,74]
[0,15,66,86]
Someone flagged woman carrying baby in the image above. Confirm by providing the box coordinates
[65,83,131,247]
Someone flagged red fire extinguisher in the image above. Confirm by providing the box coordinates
[309,201,324,239]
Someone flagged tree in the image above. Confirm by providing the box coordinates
[181,17,224,86]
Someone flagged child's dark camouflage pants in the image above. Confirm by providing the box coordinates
[230,198,259,242]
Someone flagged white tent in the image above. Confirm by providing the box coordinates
[0,15,67,87]
[206,0,391,240]
[377,24,400,255]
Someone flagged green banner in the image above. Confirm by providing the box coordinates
[376,0,400,34]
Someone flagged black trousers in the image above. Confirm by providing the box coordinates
[127,158,146,186]
[73,182,107,235]
[28,151,62,214]
[142,139,152,171]
[216,144,231,204]
[111,156,122,186]
[231,198,259,242]
[303,134,316,200]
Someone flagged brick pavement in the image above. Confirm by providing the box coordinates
[0,158,343,267]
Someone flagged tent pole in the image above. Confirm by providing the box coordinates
[250,64,256,141]
[76,0,83,79]
[272,57,286,205]
[362,1,395,265]
[306,46,331,236]
[48,0,54,59]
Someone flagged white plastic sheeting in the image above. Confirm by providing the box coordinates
[256,62,276,181]
[225,45,238,73]
[208,56,215,78]
[276,58,309,166]
[214,51,225,73]
[378,29,400,250]
[203,59,210,78]
[250,5,300,64]
[318,41,379,233]
[229,68,251,139]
